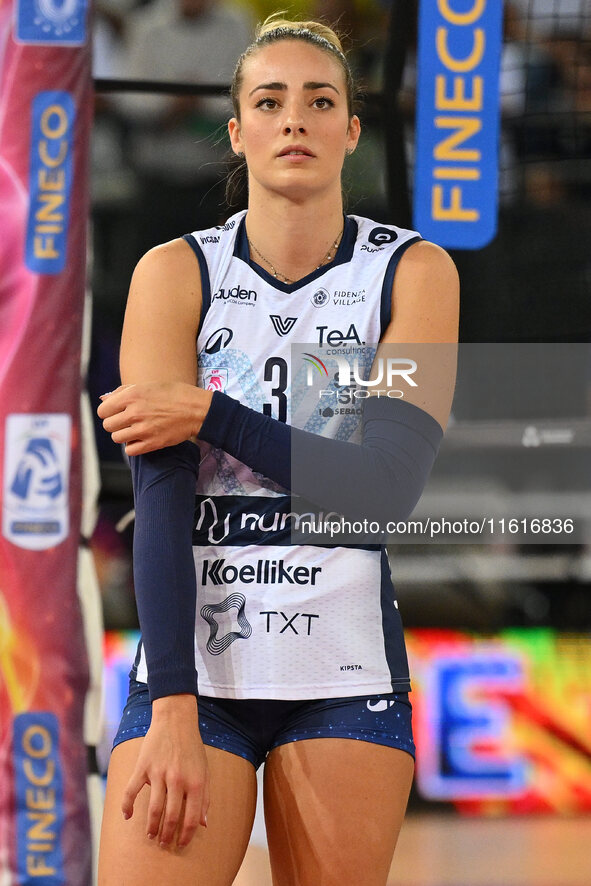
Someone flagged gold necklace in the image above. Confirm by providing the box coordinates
[248,229,343,285]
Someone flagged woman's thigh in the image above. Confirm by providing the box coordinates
[263,738,414,886]
[98,738,257,886]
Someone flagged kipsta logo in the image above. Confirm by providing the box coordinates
[311,288,330,308]
[204,327,233,354]
[270,315,297,336]
[200,593,252,654]
[368,227,398,246]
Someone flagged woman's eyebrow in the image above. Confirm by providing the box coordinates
[249,81,286,96]
[248,81,340,96]
[304,81,340,94]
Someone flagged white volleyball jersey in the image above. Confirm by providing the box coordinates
[136,209,422,699]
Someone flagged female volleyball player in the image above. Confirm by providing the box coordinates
[97,16,458,886]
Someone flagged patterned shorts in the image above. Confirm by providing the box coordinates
[113,679,415,770]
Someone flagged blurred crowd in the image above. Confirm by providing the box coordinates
[90,0,591,328]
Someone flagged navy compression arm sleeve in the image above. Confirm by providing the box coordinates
[199,392,443,524]
[129,441,200,702]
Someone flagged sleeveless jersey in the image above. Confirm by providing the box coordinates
[135,209,421,699]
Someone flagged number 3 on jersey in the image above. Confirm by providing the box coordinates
[263,357,288,423]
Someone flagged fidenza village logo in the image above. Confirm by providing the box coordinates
[303,353,418,399]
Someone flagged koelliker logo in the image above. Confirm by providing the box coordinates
[202,558,322,586]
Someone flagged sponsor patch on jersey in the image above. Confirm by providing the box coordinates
[316,323,364,347]
[201,558,322,587]
[215,219,236,231]
[203,368,229,393]
[333,288,366,306]
[203,327,233,354]
[259,610,320,635]
[368,226,398,246]
[270,315,298,336]
[200,593,252,654]
[212,284,257,306]
[310,287,330,307]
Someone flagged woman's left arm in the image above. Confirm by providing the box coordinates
[376,239,459,429]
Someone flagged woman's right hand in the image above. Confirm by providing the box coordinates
[122,694,210,849]
[98,382,213,455]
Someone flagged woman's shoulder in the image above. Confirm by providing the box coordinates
[347,214,456,278]
[128,237,204,318]
[133,236,200,279]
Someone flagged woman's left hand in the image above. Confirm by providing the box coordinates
[97,382,213,455]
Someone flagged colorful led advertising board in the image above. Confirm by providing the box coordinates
[102,628,591,815]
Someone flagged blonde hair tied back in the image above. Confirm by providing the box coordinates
[231,12,355,120]
[256,14,346,56]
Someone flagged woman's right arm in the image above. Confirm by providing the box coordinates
[113,239,210,849]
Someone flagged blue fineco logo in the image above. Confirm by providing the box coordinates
[14,713,65,884]
[413,0,503,248]
[16,0,88,45]
[26,91,75,274]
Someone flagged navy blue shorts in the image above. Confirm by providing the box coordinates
[112,679,415,769]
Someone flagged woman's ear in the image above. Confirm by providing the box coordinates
[228,117,243,156]
[346,114,361,154]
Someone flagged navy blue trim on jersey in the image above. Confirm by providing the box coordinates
[183,233,211,334]
[379,235,422,335]
[379,548,411,691]
[233,214,358,293]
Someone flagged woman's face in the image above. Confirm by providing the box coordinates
[228,40,360,201]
